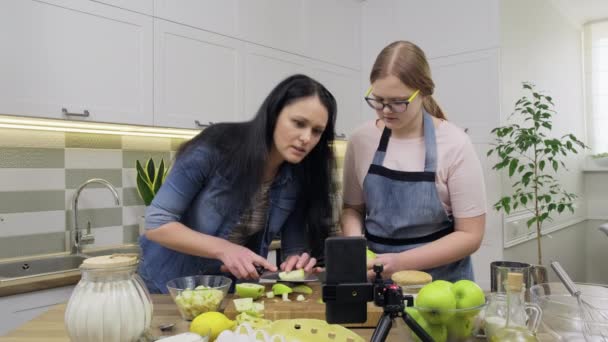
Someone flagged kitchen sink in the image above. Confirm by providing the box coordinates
[0,254,86,281]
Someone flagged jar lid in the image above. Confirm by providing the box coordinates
[391,270,433,286]
[81,254,139,269]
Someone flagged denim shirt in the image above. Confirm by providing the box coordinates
[138,144,309,294]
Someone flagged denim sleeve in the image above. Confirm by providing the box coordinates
[279,202,309,258]
[145,145,217,229]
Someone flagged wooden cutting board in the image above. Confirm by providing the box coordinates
[223,283,383,327]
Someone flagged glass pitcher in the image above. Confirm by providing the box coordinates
[484,272,542,341]
[64,254,153,342]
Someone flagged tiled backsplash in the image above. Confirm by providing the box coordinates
[0,127,185,259]
[0,126,347,260]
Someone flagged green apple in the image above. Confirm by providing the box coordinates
[446,315,475,339]
[235,283,265,299]
[431,280,454,291]
[452,280,485,317]
[412,317,448,342]
[291,285,313,294]
[271,283,293,295]
[415,281,456,325]
[405,307,423,322]
[278,269,305,281]
[366,248,377,263]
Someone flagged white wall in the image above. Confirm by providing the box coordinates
[500,0,587,251]
[361,0,503,290]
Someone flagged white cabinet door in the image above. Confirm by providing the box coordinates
[309,64,363,138]
[305,0,361,70]
[238,0,306,55]
[154,19,244,129]
[0,0,153,126]
[91,0,153,15]
[243,43,309,120]
[154,0,238,37]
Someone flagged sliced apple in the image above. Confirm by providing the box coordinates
[292,285,313,294]
[235,283,265,299]
[278,269,305,281]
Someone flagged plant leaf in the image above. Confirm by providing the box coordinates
[136,172,155,206]
[146,158,156,183]
[153,159,165,194]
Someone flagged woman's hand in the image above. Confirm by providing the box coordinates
[280,252,319,274]
[218,242,276,280]
[366,252,403,279]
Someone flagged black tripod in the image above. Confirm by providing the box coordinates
[369,265,434,342]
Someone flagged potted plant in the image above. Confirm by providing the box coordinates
[487,82,586,265]
[136,157,169,233]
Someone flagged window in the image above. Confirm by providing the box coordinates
[584,21,608,154]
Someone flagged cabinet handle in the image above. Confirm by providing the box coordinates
[194,120,213,128]
[62,108,90,117]
[464,128,469,134]
[336,133,347,139]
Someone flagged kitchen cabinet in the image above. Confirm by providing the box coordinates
[304,0,361,70]
[0,0,153,126]
[238,0,306,56]
[309,62,363,138]
[242,43,309,119]
[153,0,238,37]
[0,285,74,336]
[153,19,245,129]
[91,0,153,15]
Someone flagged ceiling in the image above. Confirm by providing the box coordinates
[551,0,608,26]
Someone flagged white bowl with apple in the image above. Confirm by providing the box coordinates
[406,279,487,342]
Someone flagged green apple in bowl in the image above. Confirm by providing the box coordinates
[406,307,447,342]
[446,315,475,340]
[366,248,376,263]
[415,281,456,325]
[452,279,485,316]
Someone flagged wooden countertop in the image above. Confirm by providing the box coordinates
[0,294,414,341]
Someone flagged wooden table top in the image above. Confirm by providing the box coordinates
[0,294,413,342]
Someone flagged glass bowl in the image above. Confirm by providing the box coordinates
[530,282,608,341]
[408,303,487,342]
[166,275,232,320]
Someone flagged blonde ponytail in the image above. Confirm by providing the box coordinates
[422,95,446,120]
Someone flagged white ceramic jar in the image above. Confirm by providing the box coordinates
[65,254,153,342]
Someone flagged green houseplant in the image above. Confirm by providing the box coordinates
[136,157,169,206]
[487,82,586,265]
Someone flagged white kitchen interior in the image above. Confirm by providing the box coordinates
[1,0,608,339]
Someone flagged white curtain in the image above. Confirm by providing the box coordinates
[585,20,608,154]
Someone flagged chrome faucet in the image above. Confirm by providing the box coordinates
[600,223,608,237]
[71,178,120,254]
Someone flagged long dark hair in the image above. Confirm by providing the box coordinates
[177,74,337,259]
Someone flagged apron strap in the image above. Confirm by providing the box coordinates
[422,112,438,172]
[365,224,454,246]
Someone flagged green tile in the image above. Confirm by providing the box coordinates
[123,225,140,243]
[65,169,122,189]
[123,151,170,169]
[65,207,123,230]
[170,138,189,151]
[0,191,65,214]
[123,187,145,206]
[65,133,121,149]
[0,147,64,168]
[0,232,67,258]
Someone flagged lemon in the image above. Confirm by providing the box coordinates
[190,311,235,341]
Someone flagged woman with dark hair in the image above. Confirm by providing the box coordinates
[341,41,486,282]
[139,74,337,294]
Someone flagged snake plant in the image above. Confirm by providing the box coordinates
[136,157,169,206]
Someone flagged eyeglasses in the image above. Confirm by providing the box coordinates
[364,89,420,113]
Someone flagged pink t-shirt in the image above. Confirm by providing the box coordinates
[342,119,486,218]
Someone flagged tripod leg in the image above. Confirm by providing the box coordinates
[402,314,435,342]
[370,314,393,342]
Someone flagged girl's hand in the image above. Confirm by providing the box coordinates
[218,242,276,279]
[280,252,317,273]
[366,252,403,279]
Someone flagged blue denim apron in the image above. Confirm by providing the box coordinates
[363,112,473,282]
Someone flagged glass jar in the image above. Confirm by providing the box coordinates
[65,254,153,342]
[485,272,542,342]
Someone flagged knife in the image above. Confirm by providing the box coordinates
[255,266,320,283]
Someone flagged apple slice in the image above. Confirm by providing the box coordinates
[235,283,265,299]
[278,269,305,281]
